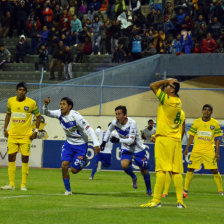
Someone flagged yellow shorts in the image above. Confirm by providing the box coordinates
[7,138,31,156]
[155,136,183,173]
[188,151,217,170]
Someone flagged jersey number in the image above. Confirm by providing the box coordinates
[174,111,182,125]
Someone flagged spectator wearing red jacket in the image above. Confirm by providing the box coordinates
[59,9,72,34]
[42,3,54,28]
[200,33,217,53]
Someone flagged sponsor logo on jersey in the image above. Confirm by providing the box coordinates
[188,160,192,165]
[198,131,212,137]
[85,125,90,130]
[78,156,83,160]
[24,106,29,111]
[210,125,215,130]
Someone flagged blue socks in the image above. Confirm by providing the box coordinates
[143,173,152,193]
[91,164,98,178]
[124,166,136,179]
[63,178,71,192]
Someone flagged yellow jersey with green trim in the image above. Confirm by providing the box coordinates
[155,89,184,141]
[7,96,40,139]
[188,117,222,154]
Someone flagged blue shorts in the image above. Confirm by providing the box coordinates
[95,153,111,168]
[61,141,87,169]
[121,149,149,169]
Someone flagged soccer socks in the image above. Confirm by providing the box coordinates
[90,164,98,179]
[21,162,29,187]
[124,166,136,180]
[143,173,152,193]
[163,172,172,195]
[173,173,184,203]
[184,171,194,191]
[153,171,166,203]
[214,172,223,192]
[63,178,71,192]
[8,162,16,187]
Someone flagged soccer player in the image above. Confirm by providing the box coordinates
[43,97,100,195]
[183,104,223,197]
[101,105,152,196]
[89,123,113,180]
[140,78,186,208]
[1,82,40,191]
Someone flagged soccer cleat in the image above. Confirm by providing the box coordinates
[64,190,72,195]
[140,200,161,208]
[89,176,93,180]
[1,185,15,190]
[147,191,153,196]
[183,190,188,198]
[177,202,186,208]
[218,191,223,196]
[132,178,138,189]
[80,156,89,169]
[162,194,167,198]
[20,186,27,191]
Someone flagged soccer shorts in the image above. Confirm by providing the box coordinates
[95,153,111,168]
[7,138,31,156]
[188,151,218,170]
[121,149,149,169]
[155,136,183,173]
[61,141,87,169]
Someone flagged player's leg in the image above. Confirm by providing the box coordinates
[162,172,173,197]
[183,168,194,193]
[121,150,137,188]
[101,153,112,168]
[90,153,101,179]
[211,169,223,195]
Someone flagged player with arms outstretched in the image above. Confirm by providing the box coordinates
[1,82,40,191]
[43,97,100,195]
[101,105,152,196]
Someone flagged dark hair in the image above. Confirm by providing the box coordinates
[61,97,73,109]
[173,82,180,95]
[16,82,27,92]
[148,119,154,123]
[202,104,213,112]
[115,105,127,115]
[97,126,101,129]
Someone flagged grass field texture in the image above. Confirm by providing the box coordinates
[0,168,224,224]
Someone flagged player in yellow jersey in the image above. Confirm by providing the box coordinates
[183,104,223,197]
[1,82,40,191]
[140,78,186,208]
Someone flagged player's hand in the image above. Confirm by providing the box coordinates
[151,136,156,143]
[184,148,188,156]
[110,136,120,143]
[30,132,37,140]
[167,78,179,88]
[94,146,100,154]
[215,153,220,162]
[44,97,50,105]
[100,141,106,151]
[4,129,8,138]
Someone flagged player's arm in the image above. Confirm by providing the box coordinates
[101,122,115,150]
[215,138,220,162]
[184,134,194,156]
[182,120,185,140]
[42,97,60,118]
[4,113,11,138]
[150,78,178,95]
[30,115,41,140]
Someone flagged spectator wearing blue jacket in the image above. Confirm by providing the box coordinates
[180,32,193,54]
[163,16,175,35]
[37,25,49,46]
[172,33,182,54]
[175,8,186,32]
[131,34,142,61]
[70,15,83,45]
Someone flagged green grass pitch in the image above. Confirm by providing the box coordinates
[0,168,224,224]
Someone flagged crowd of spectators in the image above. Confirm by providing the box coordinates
[1,0,224,72]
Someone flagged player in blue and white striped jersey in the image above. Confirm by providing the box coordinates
[43,97,100,195]
[101,105,152,196]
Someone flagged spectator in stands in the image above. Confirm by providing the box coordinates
[26,11,41,36]
[60,32,73,47]
[154,9,164,30]
[62,46,73,80]
[175,8,186,32]
[76,36,92,63]
[165,5,176,22]
[141,119,156,144]
[37,25,49,47]
[163,15,175,35]
[129,0,141,17]
[42,2,54,28]
[105,18,112,55]
[88,0,102,12]
[0,44,11,70]
[0,11,12,38]
[131,34,142,61]
[100,0,109,12]
[180,31,193,54]
[133,11,146,29]
[209,17,222,40]
[146,7,156,28]
[30,22,41,55]
[114,0,126,17]
[78,1,87,21]
[70,15,83,45]
[151,0,163,11]
[59,9,72,34]
[142,42,156,57]
[172,33,182,54]
[200,32,217,53]
[16,0,28,35]
[49,40,64,80]
[35,44,48,72]
[52,4,62,27]
[181,15,194,32]
[110,19,121,55]
[68,1,78,17]
[107,0,116,19]
[112,43,126,62]
[15,35,29,63]
[216,42,224,53]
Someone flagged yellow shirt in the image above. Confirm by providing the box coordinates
[7,96,40,139]
[188,117,222,154]
[155,89,184,141]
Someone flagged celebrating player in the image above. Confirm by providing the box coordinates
[140,78,186,208]
[43,97,100,195]
[1,82,40,191]
[183,104,223,197]
[101,105,152,196]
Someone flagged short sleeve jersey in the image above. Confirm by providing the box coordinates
[155,89,184,141]
[188,117,222,154]
[7,96,40,138]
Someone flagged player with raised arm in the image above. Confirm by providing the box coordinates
[1,82,40,191]
[183,104,223,197]
[43,97,100,195]
[101,105,152,196]
[140,78,186,208]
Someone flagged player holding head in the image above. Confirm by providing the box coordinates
[1,82,40,191]
[43,97,100,195]
[140,78,186,208]
[101,105,152,196]
[183,104,223,197]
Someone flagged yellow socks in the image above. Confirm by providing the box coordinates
[173,173,183,203]
[153,171,166,203]
[184,171,194,191]
[163,172,172,195]
[8,161,16,187]
[21,162,29,188]
[214,172,223,192]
